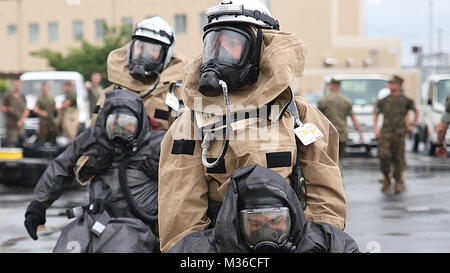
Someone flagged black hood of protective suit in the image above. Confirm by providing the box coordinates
[213,165,306,253]
[94,89,151,151]
[73,89,156,182]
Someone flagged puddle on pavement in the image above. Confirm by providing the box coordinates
[381,215,404,219]
[382,206,449,215]
[382,232,410,237]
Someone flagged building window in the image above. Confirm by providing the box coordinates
[29,24,39,43]
[200,13,207,32]
[122,17,134,32]
[175,14,186,34]
[95,19,106,39]
[73,20,83,41]
[8,24,17,35]
[48,22,59,42]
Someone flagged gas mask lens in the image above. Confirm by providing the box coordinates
[203,29,249,65]
[106,108,138,145]
[131,39,163,63]
[239,207,291,248]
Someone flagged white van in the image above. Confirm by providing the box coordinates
[322,74,389,153]
[0,71,90,187]
[413,74,450,155]
[19,71,90,136]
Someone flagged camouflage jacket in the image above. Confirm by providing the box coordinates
[318,93,353,142]
[376,94,415,135]
[442,96,450,123]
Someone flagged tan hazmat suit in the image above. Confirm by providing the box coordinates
[75,43,187,185]
[90,42,187,128]
[158,29,347,253]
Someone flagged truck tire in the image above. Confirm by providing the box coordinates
[427,141,436,156]
[412,133,420,153]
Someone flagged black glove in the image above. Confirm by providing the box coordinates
[24,200,47,240]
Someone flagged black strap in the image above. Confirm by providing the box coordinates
[288,95,302,128]
[287,95,308,210]
[207,7,280,30]
[134,27,174,43]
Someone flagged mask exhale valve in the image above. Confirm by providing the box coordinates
[201,80,232,169]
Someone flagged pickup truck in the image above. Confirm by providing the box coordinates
[322,74,389,153]
[412,74,450,155]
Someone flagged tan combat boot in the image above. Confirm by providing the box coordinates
[381,176,391,192]
[394,175,405,194]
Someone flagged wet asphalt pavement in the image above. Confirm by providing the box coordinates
[0,140,449,253]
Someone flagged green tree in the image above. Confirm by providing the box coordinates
[0,79,9,94]
[31,25,132,86]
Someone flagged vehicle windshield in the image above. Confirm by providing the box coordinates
[303,93,322,105]
[328,79,387,105]
[437,79,450,105]
[21,80,77,97]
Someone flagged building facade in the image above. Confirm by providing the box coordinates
[0,0,419,98]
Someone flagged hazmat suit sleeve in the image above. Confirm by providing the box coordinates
[295,96,347,230]
[33,129,91,208]
[298,222,360,253]
[158,112,211,253]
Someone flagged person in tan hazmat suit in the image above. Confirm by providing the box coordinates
[90,16,187,130]
[75,16,187,185]
[158,0,347,253]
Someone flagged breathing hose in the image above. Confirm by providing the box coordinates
[201,80,232,169]
[118,157,158,224]
[140,71,161,99]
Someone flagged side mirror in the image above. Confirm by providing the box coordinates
[427,99,433,106]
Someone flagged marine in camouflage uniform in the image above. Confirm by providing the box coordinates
[436,96,450,158]
[443,96,450,123]
[1,80,29,147]
[56,82,79,143]
[374,75,419,193]
[34,83,56,144]
[317,79,364,173]
[87,73,103,115]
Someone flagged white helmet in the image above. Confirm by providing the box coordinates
[130,16,175,71]
[204,0,279,31]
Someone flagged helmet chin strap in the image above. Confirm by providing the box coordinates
[201,80,232,169]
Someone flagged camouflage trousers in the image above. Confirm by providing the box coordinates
[5,126,23,147]
[39,119,56,144]
[378,131,406,181]
[338,141,346,175]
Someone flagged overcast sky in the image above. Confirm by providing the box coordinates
[365,0,450,66]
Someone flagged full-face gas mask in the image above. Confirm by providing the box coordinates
[128,37,167,82]
[240,207,291,252]
[105,107,139,149]
[199,24,262,97]
[198,0,280,169]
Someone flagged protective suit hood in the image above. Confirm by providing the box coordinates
[94,89,150,150]
[182,29,307,115]
[213,165,306,253]
[107,42,187,94]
